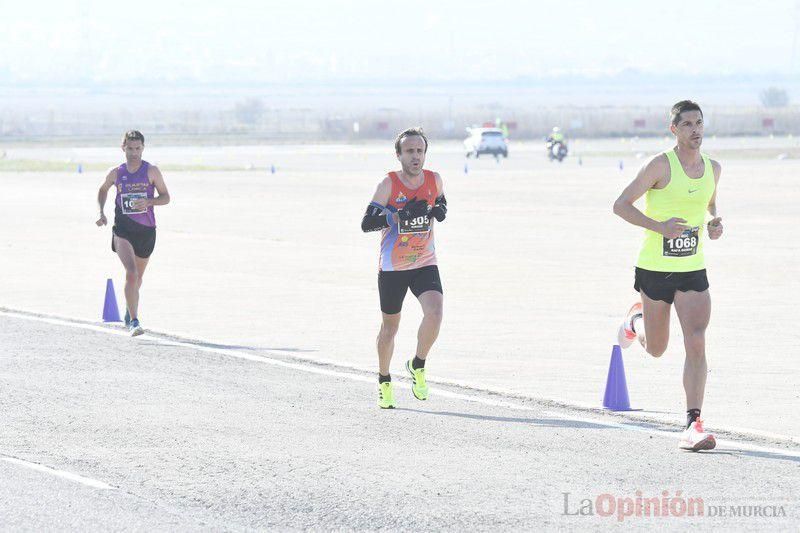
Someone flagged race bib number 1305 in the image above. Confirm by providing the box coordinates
[663,227,699,257]
[399,215,431,234]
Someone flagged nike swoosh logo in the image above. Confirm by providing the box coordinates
[688,189,699,194]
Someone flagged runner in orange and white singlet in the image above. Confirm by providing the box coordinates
[361,128,447,409]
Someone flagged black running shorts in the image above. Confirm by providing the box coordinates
[634,267,709,304]
[378,265,443,315]
[112,213,156,259]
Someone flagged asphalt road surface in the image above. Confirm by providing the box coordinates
[1,311,798,531]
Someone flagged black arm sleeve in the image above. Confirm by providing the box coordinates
[430,195,447,222]
[361,202,392,232]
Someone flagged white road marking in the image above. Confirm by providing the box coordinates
[1,456,114,490]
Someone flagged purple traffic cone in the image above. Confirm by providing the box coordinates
[603,344,632,411]
[102,278,122,322]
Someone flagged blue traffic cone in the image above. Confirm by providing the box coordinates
[102,278,122,322]
[602,344,632,410]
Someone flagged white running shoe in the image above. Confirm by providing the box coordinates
[617,302,643,349]
[679,419,716,451]
[129,318,145,337]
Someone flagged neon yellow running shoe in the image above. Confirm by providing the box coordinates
[377,382,396,409]
[405,359,429,400]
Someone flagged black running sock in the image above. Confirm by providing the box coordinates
[412,356,425,370]
[378,373,391,384]
[686,409,701,428]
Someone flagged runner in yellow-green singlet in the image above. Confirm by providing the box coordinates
[613,101,724,452]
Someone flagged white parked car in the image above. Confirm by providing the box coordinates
[464,128,508,158]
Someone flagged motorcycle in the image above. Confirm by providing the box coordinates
[547,141,568,162]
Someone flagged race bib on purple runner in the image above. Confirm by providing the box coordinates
[121,192,147,215]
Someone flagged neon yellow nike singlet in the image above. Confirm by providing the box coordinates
[636,150,715,272]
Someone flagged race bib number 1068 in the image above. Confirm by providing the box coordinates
[663,226,699,257]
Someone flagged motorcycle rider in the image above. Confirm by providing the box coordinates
[546,127,568,161]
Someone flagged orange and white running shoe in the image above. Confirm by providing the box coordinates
[617,302,643,349]
[679,419,716,451]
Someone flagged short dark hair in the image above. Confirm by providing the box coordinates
[394,127,428,155]
[670,101,703,126]
[122,130,145,145]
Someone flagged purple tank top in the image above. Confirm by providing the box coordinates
[115,161,156,227]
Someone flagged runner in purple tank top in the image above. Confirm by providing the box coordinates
[96,131,171,336]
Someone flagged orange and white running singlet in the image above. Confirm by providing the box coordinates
[379,170,438,271]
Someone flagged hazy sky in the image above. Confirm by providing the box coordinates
[2,0,799,84]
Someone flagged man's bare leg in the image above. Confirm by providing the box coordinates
[674,289,715,450]
[132,255,149,318]
[639,291,672,357]
[114,236,140,320]
[414,290,443,361]
[673,290,711,413]
[377,313,401,377]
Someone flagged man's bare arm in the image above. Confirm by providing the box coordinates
[707,160,723,239]
[147,165,170,207]
[96,168,117,226]
[613,154,688,239]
